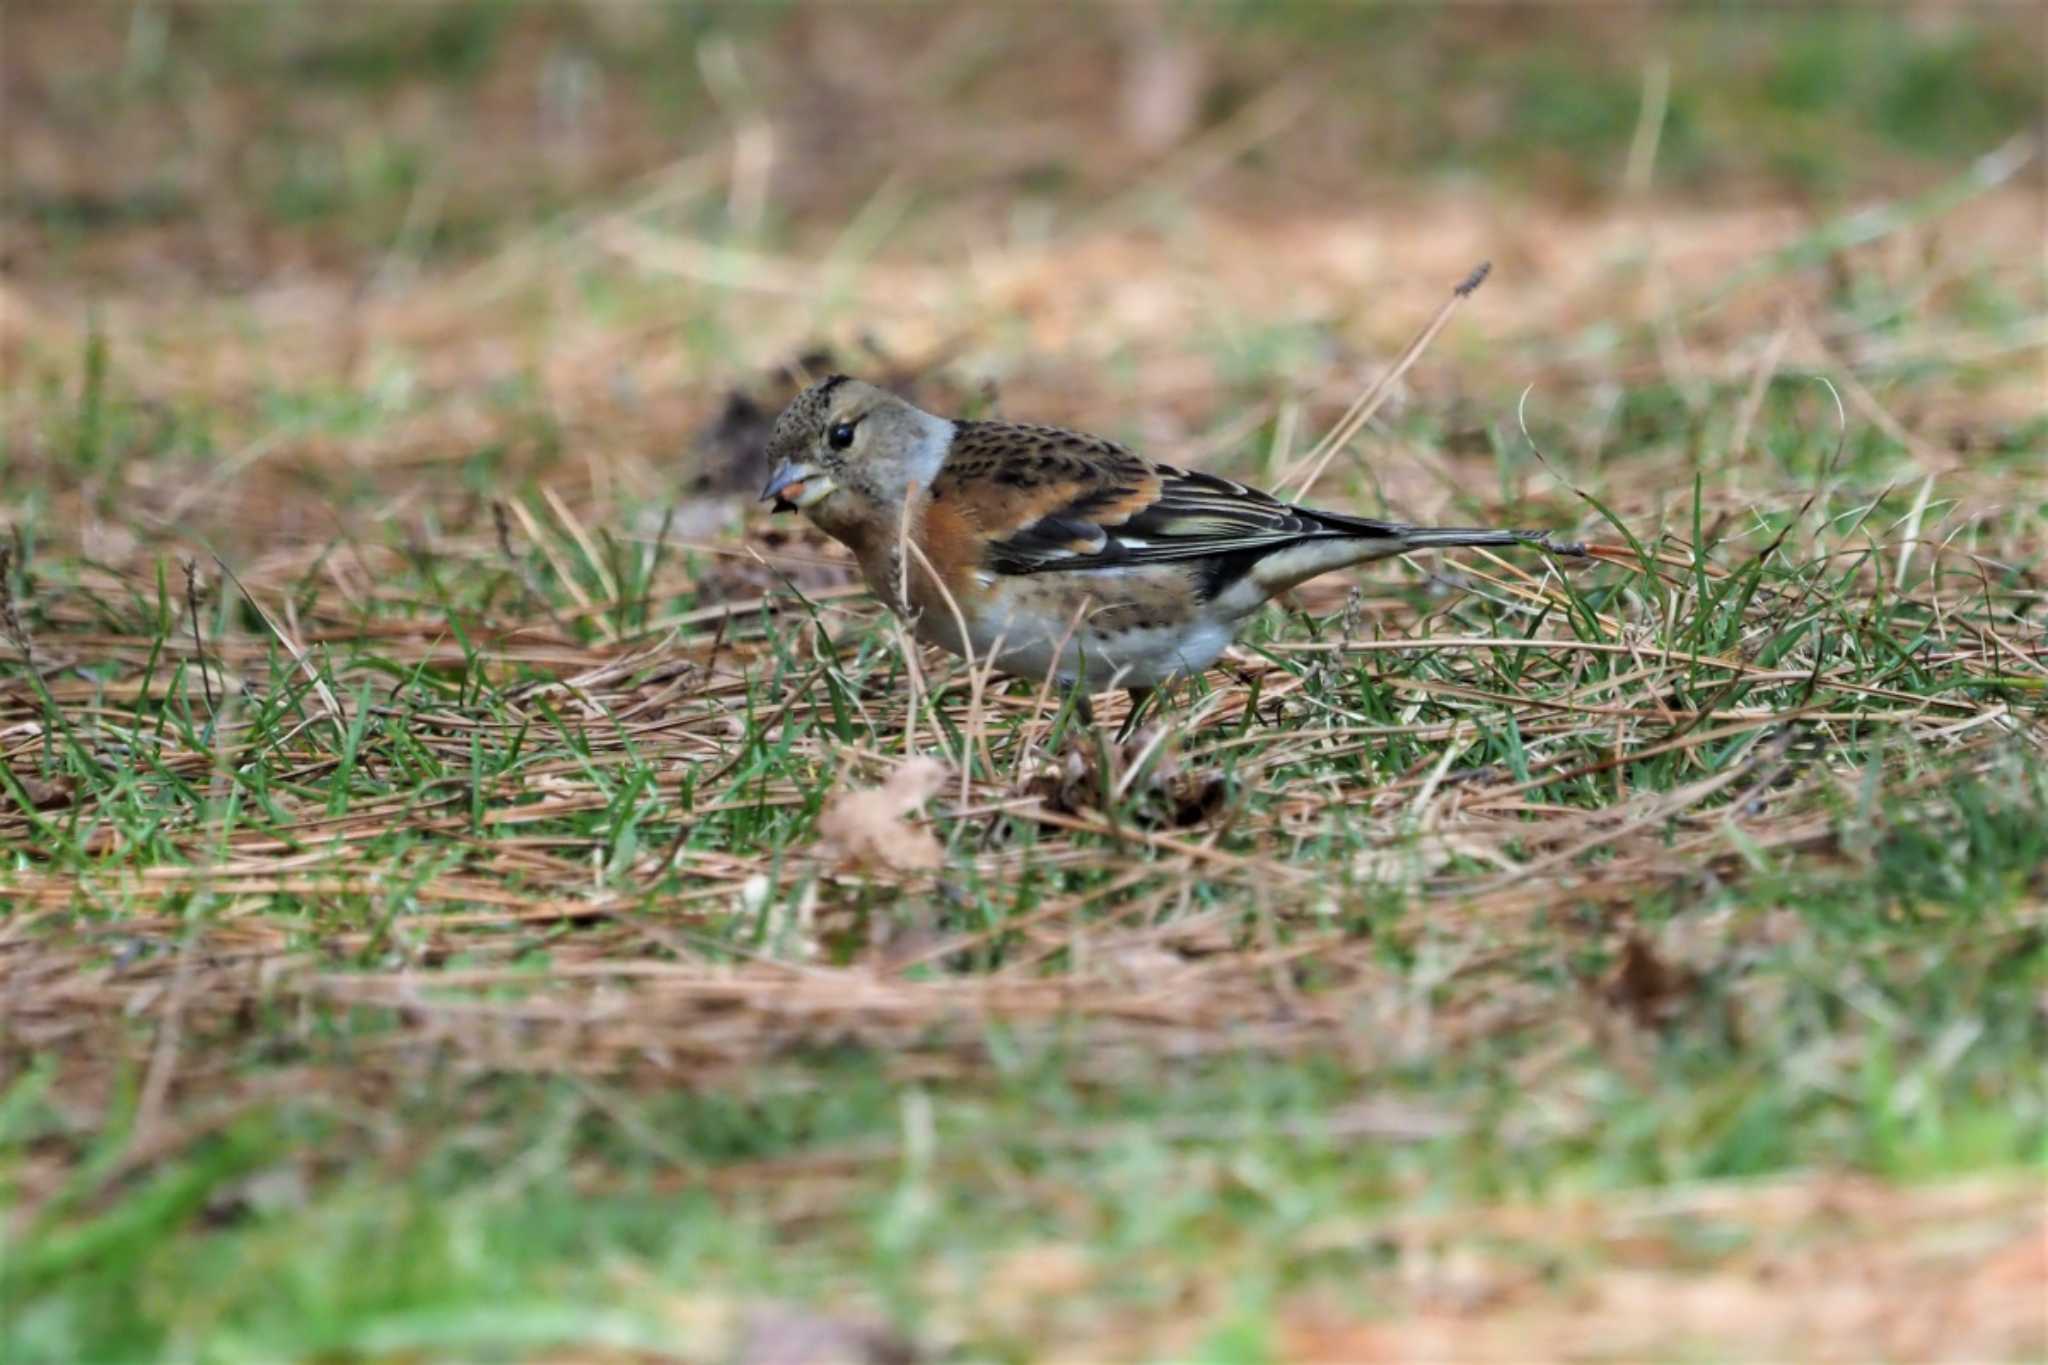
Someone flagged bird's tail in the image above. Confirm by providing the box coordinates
[1310,508,1587,557]
[1400,525,1586,555]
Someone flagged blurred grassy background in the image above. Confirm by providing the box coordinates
[8,3,2043,538]
[14,4,2043,252]
[4,4,2045,1362]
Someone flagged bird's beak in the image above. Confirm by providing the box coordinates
[759,461,835,513]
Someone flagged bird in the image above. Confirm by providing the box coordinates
[759,375,1583,725]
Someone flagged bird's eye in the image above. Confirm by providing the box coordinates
[827,421,857,451]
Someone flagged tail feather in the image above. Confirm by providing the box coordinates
[1398,525,1535,549]
[1236,520,1585,603]
[1305,506,1584,556]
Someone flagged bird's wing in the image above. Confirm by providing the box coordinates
[932,421,1410,577]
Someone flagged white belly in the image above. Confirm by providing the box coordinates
[912,571,1241,690]
[970,616,1235,689]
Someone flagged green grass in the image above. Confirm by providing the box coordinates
[10,808,2042,1358]
[5,418,2042,1354]
[4,4,2045,1360]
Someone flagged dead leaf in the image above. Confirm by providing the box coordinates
[815,757,948,872]
[5,767,77,813]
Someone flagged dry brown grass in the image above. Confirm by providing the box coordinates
[4,6,2045,1359]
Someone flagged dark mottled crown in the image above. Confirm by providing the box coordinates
[764,374,851,464]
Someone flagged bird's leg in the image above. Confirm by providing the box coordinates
[1071,691,1095,727]
[1116,686,1155,741]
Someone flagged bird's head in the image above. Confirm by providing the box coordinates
[759,376,952,536]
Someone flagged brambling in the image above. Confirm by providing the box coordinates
[760,376,1582,719]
